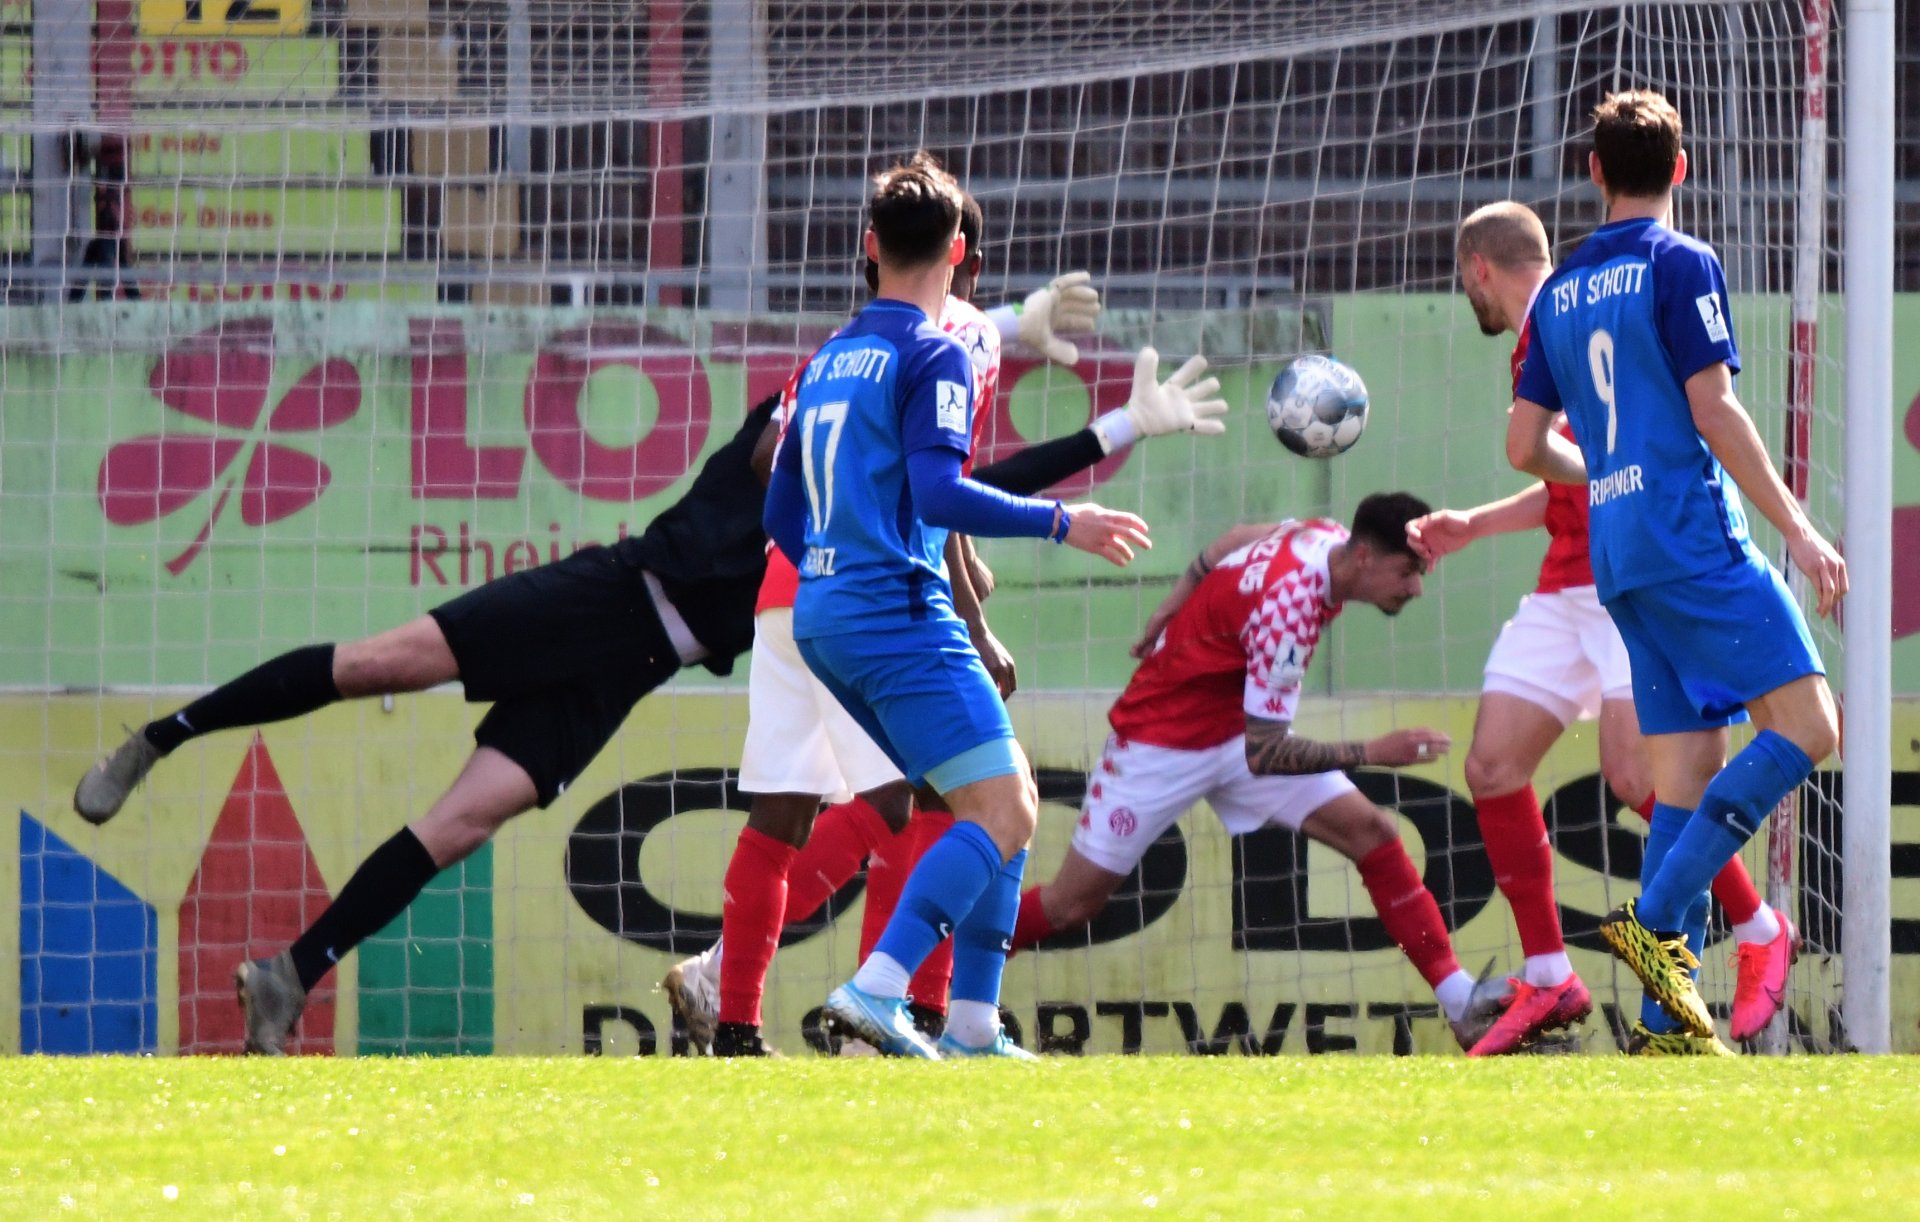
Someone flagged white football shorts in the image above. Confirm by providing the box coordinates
[738,608,903,801]
[1071,734,1356,875]
[1481,584,1634,725]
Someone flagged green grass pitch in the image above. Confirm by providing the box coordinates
[3,1057,1916,1219]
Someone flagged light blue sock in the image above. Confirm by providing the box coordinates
[1639,801,1689,1035]
[1640,731,1814,932]
[870,822,1002,981]
[950,848,1027,1005]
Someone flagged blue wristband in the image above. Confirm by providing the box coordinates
[1050,502,1071,543]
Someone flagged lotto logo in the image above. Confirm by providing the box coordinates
[1108,808,1138,837]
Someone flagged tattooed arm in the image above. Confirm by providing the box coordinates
[1244,715,1451,777]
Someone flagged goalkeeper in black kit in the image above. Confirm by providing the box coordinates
[74,370,1188,1054]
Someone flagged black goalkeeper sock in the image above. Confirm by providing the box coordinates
[144,643,340,754]
[288,826,440,992]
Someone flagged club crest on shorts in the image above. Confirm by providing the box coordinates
[1108,807,1138,837]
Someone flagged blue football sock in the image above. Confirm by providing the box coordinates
[1640,731,1814,932]
[871,821,1002,979]
[1638,802,1689,1035]
[950,848,1027,1005]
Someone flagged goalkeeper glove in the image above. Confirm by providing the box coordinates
[1090,347,1230,454]
[990,271,1102,365]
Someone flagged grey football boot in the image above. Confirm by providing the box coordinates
[234,951,308,1055]
[73,729,164,825]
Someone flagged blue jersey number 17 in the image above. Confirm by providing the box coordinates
[799,400,848,576]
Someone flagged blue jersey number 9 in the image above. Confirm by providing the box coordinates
[1587,329,1617,456]
[800,401,849,534]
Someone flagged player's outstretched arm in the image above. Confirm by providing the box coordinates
[1686,363,1848,617]
[1505,398,1587,485]
[1244,715,1451,776]
[969,348,1228,498]
[987,271,1103,365]
[1406,483,1549,564]
[1130,522,1281,658]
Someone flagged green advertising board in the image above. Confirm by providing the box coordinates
[127,37,339,103]
[0,298,1912,695]
[130,111,372,179]
[130,185,400,254]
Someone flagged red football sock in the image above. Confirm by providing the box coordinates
[717,827,797,1027]
[782,797,891,926]
[903,809,957,1011]
[858,823,917,961]
[1011,886,1057,952]
[1636,795,1763,924]
[1475,786,1564,958]
[1709,853,1764,925]
[1357,840,1462,989]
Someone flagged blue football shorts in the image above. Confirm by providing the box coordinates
[1603,554,1825,736]
[797,617,1021,793]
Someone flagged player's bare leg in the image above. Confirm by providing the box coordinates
[237,746,535,1054]
[76,616,459,824]
[1297,792,1499,1050]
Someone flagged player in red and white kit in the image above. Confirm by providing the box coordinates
[1010,499,1514,1050]
[1406,202,1794,1054]
[665,191,1228,1055]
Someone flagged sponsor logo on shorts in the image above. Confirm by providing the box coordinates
[1109,807,1138,837]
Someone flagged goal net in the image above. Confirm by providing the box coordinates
[0,0,1870,1057]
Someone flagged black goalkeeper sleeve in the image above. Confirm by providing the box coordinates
[972,428,1107,497]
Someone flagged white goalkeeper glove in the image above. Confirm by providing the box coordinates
[993,271,1101,365]
[1089,347,1230,454]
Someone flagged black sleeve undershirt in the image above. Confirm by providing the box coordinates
[971,428,1106,497]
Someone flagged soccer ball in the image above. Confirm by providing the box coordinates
[1265,354,1370,458]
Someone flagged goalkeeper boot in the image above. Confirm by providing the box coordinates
[1598,899,1716,1039]
[1468,973,1594,1057]
[936,1028,1039,1062]
[234,951,307,1056]
[662,945,721,1054]
[711,1021,779,1058]
[1627,1021,1736,1057]
[823,983,940,1060]
[74,729,163,826]
[1730,919,1800,1042]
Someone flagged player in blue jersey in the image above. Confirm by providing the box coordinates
[1508,91,1847,1052]
[764,153,1152,1058]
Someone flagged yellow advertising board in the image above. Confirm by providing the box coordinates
[129,111,372,179]
[128,37,338,103]
[138,0,308,37]
[130,185,400,254]
[3,690,1912,1058]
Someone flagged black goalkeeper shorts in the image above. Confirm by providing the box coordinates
[428,545,681,807]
